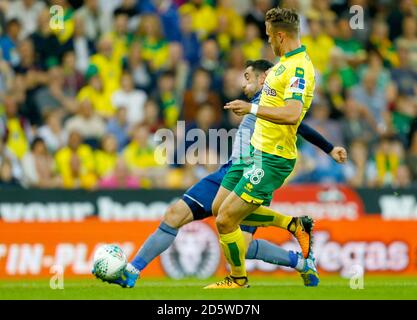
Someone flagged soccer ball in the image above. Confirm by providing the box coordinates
[92,244,128,281]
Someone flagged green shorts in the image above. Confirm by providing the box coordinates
[221,146,296,206]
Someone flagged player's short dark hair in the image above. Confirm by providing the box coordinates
[245,59,274,73]
[265,7,300,35]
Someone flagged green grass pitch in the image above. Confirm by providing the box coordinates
[1,275,416,300]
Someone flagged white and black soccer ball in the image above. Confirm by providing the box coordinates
[93,244,128,281]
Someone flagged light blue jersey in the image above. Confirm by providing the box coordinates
[230,91,261,161]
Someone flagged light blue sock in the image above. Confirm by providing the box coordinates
[130,222,178,271]
[246,239,299,268]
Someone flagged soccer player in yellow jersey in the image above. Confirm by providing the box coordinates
[205,7,319,289]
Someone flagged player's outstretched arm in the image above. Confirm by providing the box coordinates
[297,123,348,163]
[224,99,302,125]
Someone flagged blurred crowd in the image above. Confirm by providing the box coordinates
[0,0,416,190]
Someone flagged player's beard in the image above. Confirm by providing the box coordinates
[244,83,257,99]
[271,36,283,57]
[272,43,282,57]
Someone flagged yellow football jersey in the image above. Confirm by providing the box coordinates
[251,45,315,159]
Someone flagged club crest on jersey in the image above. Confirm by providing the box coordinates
[288,77,306,94]
[275,64,286,76]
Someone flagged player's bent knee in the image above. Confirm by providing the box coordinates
[215,214,227,233]
[163,202,193,229]
[215,214,234,234]
[162,205,180,228]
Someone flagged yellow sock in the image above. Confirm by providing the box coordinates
[241,206,293,230]
[219,228,247,278]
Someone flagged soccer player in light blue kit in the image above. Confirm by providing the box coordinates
[93,60,347,287]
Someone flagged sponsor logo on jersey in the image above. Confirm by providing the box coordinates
[244,183,253,192]
[262,83,277,96]
[288,77,306,94]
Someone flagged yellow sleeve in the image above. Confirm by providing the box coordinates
[94,151,103,177]
[89,54,102,70]
[282,65,308,104]
[79,145,95,172]
[55,149,74,188]
[204,7,218,35]
[52,14,74,44]
[81,173,97,189]
[77,86,91,102]
[123,144,136,169]
[231,13,245,40]
[79,145,97,189]
[152,44,169,71]
[179,3,193,14]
